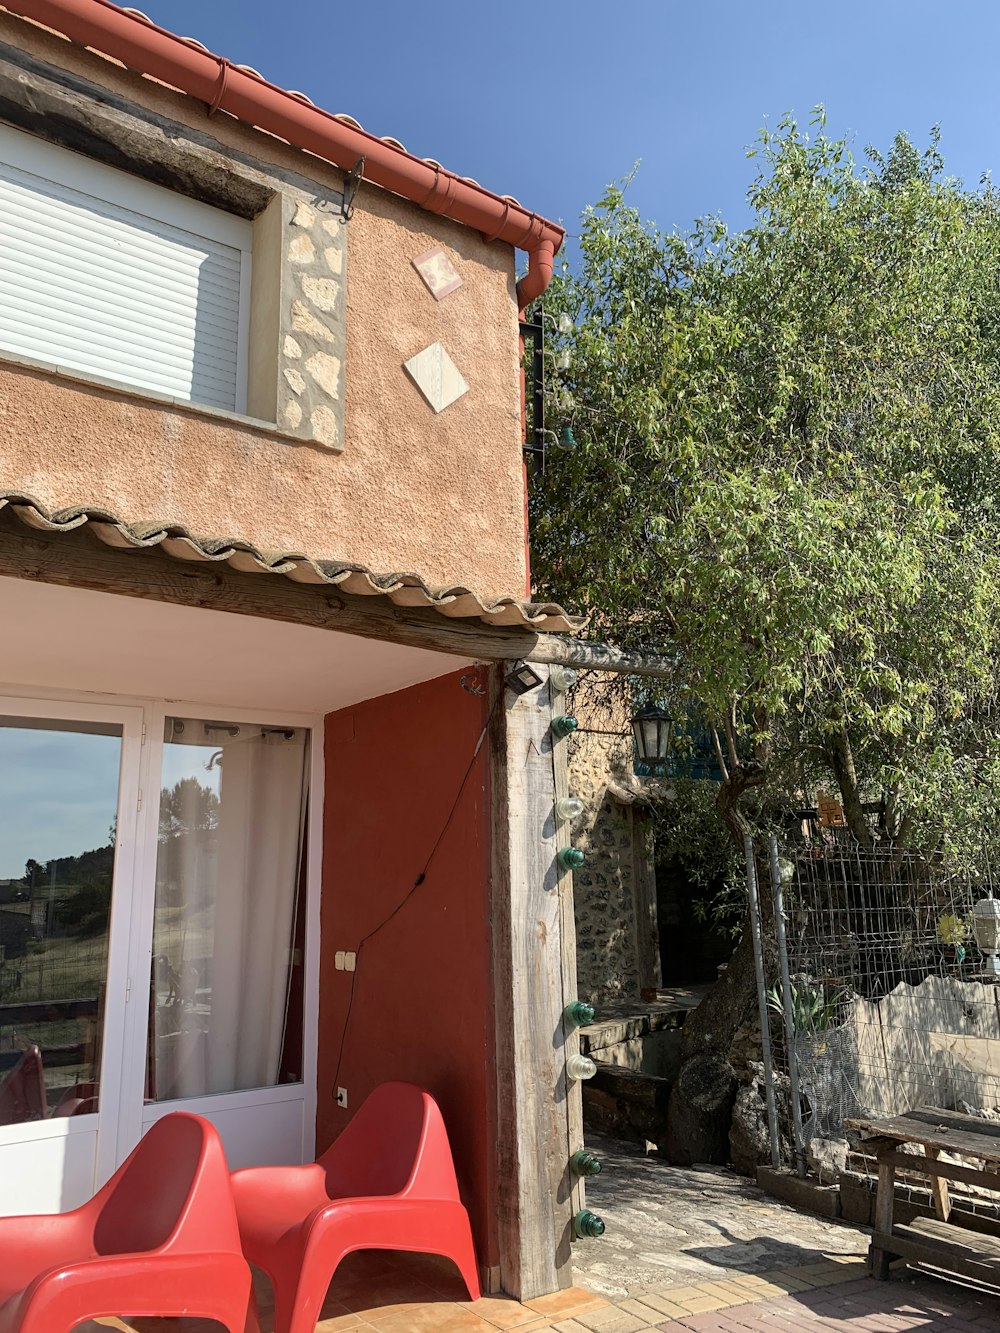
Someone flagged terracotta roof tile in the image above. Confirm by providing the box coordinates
[0,493,585,633]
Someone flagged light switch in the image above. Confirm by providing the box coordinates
[335,951,346,970]
[345,951,357,972]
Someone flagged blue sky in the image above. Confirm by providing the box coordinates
[149,0,998,243]
[0,726,121,879]
[0,725,217,880]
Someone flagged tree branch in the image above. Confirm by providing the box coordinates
[710,726,731,785]
[722,713,741,773]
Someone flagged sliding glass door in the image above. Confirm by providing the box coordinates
[0,698,142,1213]
[0,695,319,1214]
[122,706,316,1173]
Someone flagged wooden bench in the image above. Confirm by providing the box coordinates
[846,1108,1000,1282]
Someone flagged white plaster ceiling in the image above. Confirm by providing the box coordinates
[0,576,469,715]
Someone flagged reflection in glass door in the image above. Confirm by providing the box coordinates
[0,700,141,1214]
[0,718,121,1120]
[148,716,309,1102]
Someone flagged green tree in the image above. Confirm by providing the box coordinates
[535,114,1000,865]
[157,777,220,843]
[533,115,1000,1159]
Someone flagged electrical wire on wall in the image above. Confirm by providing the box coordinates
[330,673,502,1097]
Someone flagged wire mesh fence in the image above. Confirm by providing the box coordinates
[754,838,1000,1213]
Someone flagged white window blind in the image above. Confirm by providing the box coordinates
[0,124,251,413]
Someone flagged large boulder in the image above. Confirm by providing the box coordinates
[729,1062,794,1177]
[662,1053,737,1165]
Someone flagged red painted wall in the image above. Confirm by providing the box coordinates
[317,668,497,1266]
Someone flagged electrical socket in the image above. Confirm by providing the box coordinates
[336,1086,348,1108]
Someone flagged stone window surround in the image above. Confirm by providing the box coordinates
[0,36,346,451]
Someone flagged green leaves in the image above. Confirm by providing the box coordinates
[533,122,1000,867]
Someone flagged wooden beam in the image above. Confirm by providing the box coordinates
[491,663,576,1299]
[0,514,681,678]
[0,515,542,662]
[528,638,678,679]
[871,1157,897,1280]
[882,1150,1000,1197]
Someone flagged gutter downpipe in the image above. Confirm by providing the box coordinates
[6,0,561,600]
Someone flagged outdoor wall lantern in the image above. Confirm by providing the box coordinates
[973,894,1000,977]
[630,700,673,768]
[505,662,544,696]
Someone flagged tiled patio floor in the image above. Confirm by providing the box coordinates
[83,1250,1000,1332]
[79,1132,1000,1332]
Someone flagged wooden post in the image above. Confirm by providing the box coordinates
[491,665,580,1299]
[871,1154,897,1280]
[550,680,586,1225]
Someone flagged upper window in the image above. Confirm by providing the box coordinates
[0,123,251,413]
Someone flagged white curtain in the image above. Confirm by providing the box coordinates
[153,724,307,1100]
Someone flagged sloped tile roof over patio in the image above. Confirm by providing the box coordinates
[0,494,586,632]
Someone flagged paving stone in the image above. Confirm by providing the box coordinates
[573,1306,656,1332]
[617,1298,673,1321]
[634,1292,691,1318]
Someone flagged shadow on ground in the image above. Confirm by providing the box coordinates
[573,1129,868,1298]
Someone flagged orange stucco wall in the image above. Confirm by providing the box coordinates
[318,670,498,1268]
[0,13,527,600]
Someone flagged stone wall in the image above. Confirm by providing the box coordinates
[276,197,345,448]
[568,729,660,1004]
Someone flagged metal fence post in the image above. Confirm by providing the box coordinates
[769,834,807,1178]
[744,834,780,1168]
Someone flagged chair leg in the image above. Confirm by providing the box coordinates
[449,1216,481,1301]
[239,1290,263,1333]
[272,1246,340,1333]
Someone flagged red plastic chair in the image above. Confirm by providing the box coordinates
[0,1111,256,1333]
[0,1045,46,1126]
[231,1082,480,1333]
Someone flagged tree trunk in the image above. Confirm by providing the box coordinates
[828,722,875,849]
[663,742,768,1165]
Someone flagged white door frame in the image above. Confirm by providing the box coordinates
[0,686,324,1202]
[0,693,144,1200]
[116,698,324,1171]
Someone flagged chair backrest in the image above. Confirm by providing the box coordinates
[0,1044,46,1125]
[319,1082,461,1201]
[93,1112,240,1256]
